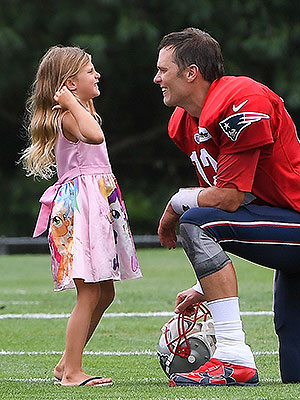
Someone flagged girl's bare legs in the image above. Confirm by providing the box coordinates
[54,279,115,385]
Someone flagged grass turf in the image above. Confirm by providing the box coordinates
[1,248,299,399]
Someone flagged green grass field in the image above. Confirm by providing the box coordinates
[1,248,300,400]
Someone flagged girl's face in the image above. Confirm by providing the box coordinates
[72,60,101,102]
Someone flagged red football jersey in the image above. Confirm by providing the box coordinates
[169,76,300,212]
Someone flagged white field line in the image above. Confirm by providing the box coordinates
[0,349,278,356]
[0,349,155,356]
[0,376,281,384]
[0,301,40,305]
[0,310,274,319]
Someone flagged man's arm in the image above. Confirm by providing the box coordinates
[197,186,245,212]
[158,186,245,249]
[158,202,179,249]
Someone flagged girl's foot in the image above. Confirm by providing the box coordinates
[60,372,113,387]
[54,366,64,381]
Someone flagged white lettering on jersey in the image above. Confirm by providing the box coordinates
[190,149,217,186]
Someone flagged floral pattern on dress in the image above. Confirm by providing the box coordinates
[49,178,78,287]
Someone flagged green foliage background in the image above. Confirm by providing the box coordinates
[1,0,300,236]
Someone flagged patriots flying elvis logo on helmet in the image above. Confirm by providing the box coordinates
[219,112,270,141]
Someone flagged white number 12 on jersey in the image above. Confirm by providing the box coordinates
[190,149,217,186]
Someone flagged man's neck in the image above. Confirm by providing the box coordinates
[183,80,211,118]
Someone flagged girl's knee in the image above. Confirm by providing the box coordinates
[100,280,115,307]
[75,279,101,309]
[100,281,115,306]
[75,279,115,311]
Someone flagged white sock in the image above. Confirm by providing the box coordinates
[208,297,256,369]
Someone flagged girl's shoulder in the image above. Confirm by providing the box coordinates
[59,111,80,143]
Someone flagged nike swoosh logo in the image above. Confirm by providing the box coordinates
[232,100,248,112]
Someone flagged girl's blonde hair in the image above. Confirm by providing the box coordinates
[20,45,95,179]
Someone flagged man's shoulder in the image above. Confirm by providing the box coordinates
[170,106,187,120]
[169,107,197,137]
[213,76,264,96]
[204,76,275,118]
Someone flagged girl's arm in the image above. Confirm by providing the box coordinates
[54,86,104,144]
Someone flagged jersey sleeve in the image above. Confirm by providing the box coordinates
[217,94,275,153]
[168,107,197,153]
[216,148,261,192]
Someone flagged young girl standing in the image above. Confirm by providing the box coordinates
[20,46,142,387]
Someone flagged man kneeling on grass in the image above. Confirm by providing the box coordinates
[154,27,300,386]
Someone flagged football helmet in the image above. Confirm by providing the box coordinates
[157,303,216,377]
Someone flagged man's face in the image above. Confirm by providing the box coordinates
[153,47,189,108]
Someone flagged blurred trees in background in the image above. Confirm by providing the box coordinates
[0,0,299,236]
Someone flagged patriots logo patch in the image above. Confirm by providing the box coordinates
[219,112,270,141]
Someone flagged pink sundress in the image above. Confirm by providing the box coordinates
[33,118,142,291]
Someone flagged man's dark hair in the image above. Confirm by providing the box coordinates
[158,28,225,83]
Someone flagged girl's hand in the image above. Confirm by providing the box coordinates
[53,86,77,110]
[53,85,104,144]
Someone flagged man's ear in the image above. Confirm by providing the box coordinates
[65,78,77,91]
[186,64,199,82]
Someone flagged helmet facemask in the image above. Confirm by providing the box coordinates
[157,303,216,377]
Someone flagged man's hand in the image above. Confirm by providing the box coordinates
[158,202,180,249]
[175,288,204,314]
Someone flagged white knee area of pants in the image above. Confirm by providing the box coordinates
[180,223,231,281]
